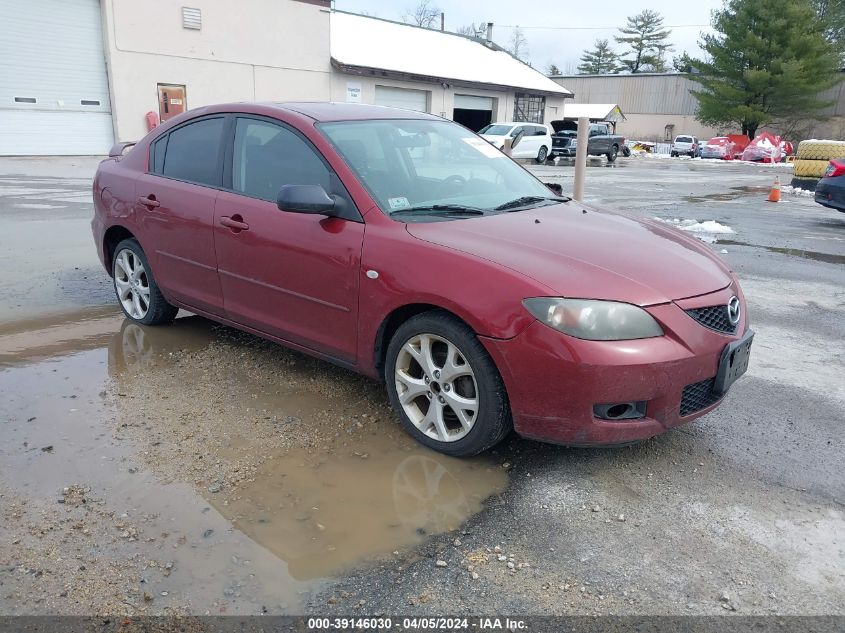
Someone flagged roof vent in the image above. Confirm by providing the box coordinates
[182,7,201,30]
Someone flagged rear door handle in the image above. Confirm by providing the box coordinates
[138,195,160,208]
[220,215,249,232]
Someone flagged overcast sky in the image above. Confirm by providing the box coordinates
[333,0,725,74]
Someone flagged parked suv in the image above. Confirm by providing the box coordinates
[671,135,700,157]
[478,122,552,162]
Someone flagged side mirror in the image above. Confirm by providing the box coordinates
[510,129,525,149]
[277,184,336,215]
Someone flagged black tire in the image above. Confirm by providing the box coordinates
[112,238,178,326]
[606,144,618,163]
[536,145,548,163]
[622,145,631,158]
[385,311,512,456]
[671,151,678,157]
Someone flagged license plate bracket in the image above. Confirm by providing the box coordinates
[713,330,754,395]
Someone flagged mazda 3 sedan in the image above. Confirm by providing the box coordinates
[92,102,752,456]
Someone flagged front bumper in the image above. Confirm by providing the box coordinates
[480,285,748,446]
[551,145,575,157]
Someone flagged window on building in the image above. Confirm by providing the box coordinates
[232,118,331,203]
[513,93,546,123]
[161,117,224,186]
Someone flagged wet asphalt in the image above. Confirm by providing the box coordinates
[0,155,842,616]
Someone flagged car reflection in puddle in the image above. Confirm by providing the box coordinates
[109,317,508,580]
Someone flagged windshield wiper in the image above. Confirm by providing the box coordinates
[494,195,570,211]
[393,204,486,216]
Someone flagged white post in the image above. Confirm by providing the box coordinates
[573,116,589,201]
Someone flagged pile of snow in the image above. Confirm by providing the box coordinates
[781,185,815,197]
[653,217,735,243]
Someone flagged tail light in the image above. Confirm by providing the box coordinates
[824,159,845,178]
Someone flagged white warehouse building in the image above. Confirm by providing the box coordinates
[0,0,572,155]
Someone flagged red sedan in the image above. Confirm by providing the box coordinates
[92,103,753,456]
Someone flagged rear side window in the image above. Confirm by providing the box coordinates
[232,117,331,202]
[151,136,167,174]
[161,117,225,186]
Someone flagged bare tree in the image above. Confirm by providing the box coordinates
[508,26,529,62]
[457,22,487,38]
[402,0,441,29]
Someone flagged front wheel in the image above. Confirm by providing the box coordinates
[112,238,178,326]
[385,311,512,456]
[536,145,548,163]
[606,145,618,163]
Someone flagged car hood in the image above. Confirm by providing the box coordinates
[405,203,732,306]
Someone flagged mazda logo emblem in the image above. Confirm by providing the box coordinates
[727,296,741,326]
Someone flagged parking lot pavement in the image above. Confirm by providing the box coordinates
[0,156,843,615]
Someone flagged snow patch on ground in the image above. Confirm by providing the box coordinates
[781,185,815,197]
[653,217,735,243]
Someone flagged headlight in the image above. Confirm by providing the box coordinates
[522,298,664,341]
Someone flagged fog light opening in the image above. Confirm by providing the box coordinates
[593,401,647,421]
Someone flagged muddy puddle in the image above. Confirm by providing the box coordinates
[0,310,507,612]
[716,239,845,265]
[684,185,770,203]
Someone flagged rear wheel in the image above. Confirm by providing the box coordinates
[385,311,512,456]
[112,238,178,326]
[536,145,548,163]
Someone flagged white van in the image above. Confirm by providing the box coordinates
[479,122,552,163]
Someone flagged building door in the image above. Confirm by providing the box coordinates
[374,86,428,112]
[158,84,186,122]
[452,94,493,132]
[0,0,113,155]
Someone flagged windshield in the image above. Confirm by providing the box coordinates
[478,124,513,135]
[319,119,559,220]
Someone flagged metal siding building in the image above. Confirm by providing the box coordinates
[552,73,845,142]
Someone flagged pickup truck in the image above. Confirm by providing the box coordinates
[550,121,625,163]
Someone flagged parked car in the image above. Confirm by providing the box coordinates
[93,102,752,456]
[478,122,552,162]
[814,159,845,212]
[671,135,700,157]
[549,121,625,162]
[701,137,734,160]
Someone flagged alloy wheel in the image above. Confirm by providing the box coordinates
[113,248,150,320]
[394,333,479,443]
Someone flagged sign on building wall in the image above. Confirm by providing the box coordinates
[346,82,362,103]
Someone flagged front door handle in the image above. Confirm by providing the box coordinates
[138,195,160,208]
[220,215,249,232]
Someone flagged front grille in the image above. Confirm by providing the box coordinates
[680,378,722,416]
[685,305,737,334]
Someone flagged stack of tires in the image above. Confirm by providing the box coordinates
[792,140,845,190]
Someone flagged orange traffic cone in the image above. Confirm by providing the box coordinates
[767,176,781,202]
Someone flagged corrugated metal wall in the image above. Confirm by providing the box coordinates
[553,73,845,117]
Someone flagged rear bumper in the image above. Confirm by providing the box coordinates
[480,287,748,446]
[814,178,845,212]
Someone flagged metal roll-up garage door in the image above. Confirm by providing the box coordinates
[374,86,429,113]
[0,0,114,155]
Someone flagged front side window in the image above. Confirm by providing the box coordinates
[319,118,559,221]
[161,117,224,186]
[232,118,331,202]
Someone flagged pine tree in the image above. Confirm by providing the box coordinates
[547,63,561,76]
[814,0,845,59]
[615,10,672,73]
[688,0,842,139]
[577,39,619,74]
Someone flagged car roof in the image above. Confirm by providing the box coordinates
[265,102,441,122]
[488,121,546,127]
